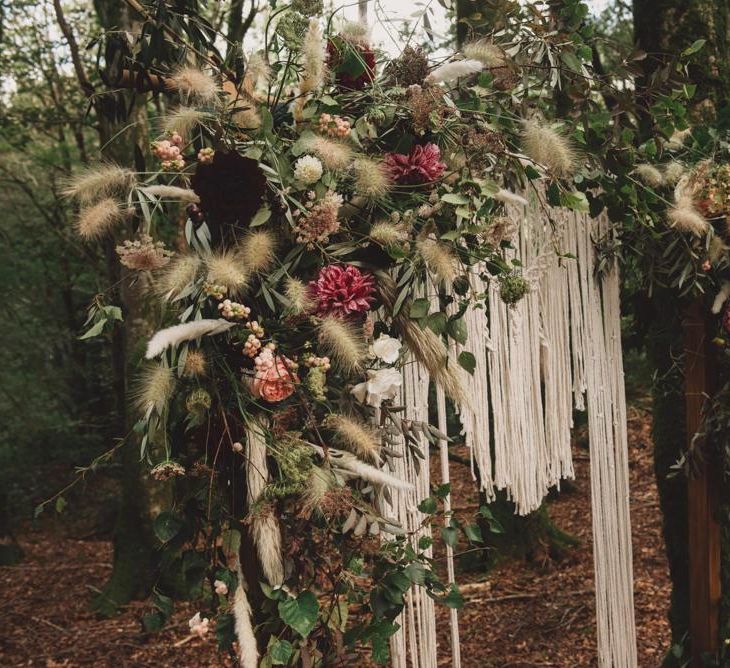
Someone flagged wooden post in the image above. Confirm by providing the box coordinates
[683,300,721,666]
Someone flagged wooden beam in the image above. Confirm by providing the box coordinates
[683,299,721,666]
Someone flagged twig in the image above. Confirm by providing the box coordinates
[31,616,71,635]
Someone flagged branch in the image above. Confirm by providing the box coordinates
[52,0,94,98]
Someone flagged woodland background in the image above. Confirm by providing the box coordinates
[0,0,727,665]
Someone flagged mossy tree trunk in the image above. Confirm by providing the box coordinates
[633,0,730,657]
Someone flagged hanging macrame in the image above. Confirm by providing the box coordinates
[389,194,637,667]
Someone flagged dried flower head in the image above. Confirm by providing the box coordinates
[117,234,173,270]
[294,190,343,246]
[239,230,276,273]
[384,143,446,185]
[386,46,430,86]
[76,198,126,239]
[162,106,211,139]
[183,349,207,376]
[64,164,136,205]
[294,155,324,184]
[300,18,327,94]
[168,66,220,104]
[633,164,664,188]
[156,254,201,300]
[318,316,367,372]
[407,85,449,135]
[663,162,686,185]
[285,277,314,314]
[352,158,392,199]
[499,273,530,304]
[151,461,186,480]
[299,135,353,171]
[369,221,408,245]
[134,364,175,415]
[462,40,506,68]
[521,120,577,178]
[667,204,710,237]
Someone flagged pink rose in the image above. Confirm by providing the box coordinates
[250,357,298,402]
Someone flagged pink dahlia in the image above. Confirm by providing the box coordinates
[384,143,446,185]
[310,264,376,317]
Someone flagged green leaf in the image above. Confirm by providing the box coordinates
[250,204,272,227]
[418,535,433,550]
[447,317,468,345]
[142,611,165,633]
[426,312,448,335]
[440,193,470,205]
[458,351,476,375]
[464,523,483,543]
[79,318,107,340]
[153,511,184,543]
[442,584,464,609]
[433,483,451,499]
[55,496,67,514]
[216,613,236,650]
[417,497,437,514]
[560,190,589,213]
[278,591,319,637]
[404,562,426,585]
[409,298,430,319]
[682,39,706,57]
[440,526,458,548]
[269,639,293,665]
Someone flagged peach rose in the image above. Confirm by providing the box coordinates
[250,358,297,402]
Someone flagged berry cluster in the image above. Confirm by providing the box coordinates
[317,113,351,138]
[152,132,185,171]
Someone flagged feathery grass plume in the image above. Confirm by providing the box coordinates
[318,316,367,372]
[462,39,506,68]
[299,135,353,171]
[425,59,484,84]
[233,568,259,668]
[182,349,207,376]
[157,254,201,300]
[325,414,381,464]
[168,66,220,104]
[76,198,125,239]
[244,52,271,91]
[162,106,210,138]
[370,221,407,245]
[238,230,276,273]
[300,18,327,94]
[284,277,313,314]
[64,164,136,205]
[521,120,576,178]
[632,164,664,188]
[339,20,370,45]
[379,279,467,405]
[250,508,284,585]
[134,364,175,415]
[300,465,338,518]
[667,203,710,237]
[666,127,692,150]
[712,281,730,314]
[663,161,686,185]
[331,449,414,491]
[140,185,200,203]
[493,188,528,207]
[232,96,262,130]
[709,235,729,264]
[146,319,235,359]
[352,158,392,198]
[206,252,249,296]
[416,238,458,284]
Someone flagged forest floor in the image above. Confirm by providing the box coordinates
[0,402,670,667]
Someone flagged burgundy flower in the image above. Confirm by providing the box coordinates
[327,38,375,91]
[191,151,267,241]
[723,303,730,334]
[310,264,375,317]
[384,143,446,185]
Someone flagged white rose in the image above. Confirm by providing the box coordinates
[351,367,402,407]
[371,334,402,364]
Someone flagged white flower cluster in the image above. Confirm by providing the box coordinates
[294,155,323,184]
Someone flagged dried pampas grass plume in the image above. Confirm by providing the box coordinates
[168,66,220,104]
[140,185,200,203]
[352,158,392,198]
[206,253,249,295]
[632,164,664,188]
[425,59,484,84]
[301,466,337,518]
[462,40,506,68]
[667,203,710,237]
[370,221,407,245]
[326,414,381,464]
[331,449,414,491]
[76,198,125,239]
[493,188,528,208]
[134,364,175,415]
[521,120,577,178]
[250,508,284,586]
[145,319,235,359]
[233,569,259,668]
[238,230,276,273]
[318,316,367,372]
[64,164,136,205]
[299,135,353,171]
[300,19,327,94]
[157,254,201,300]
[284,277,313,314]
[162,106,210,138]
[663,161,686,185]
[417,238,458,284]
[244,52,271,91]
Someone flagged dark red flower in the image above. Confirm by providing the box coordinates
[191,151,267,241]
[327,38,375,90]
[310,264,375,317]
[384,143,446,185]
